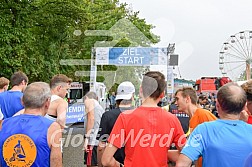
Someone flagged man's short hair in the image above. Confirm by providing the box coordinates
[23,82,51,109]
[84,91,98,100]
[50,74,72,89]
[217,82,246,115]
[142,71,166,100]
[241,80,252,101]
[0,77,10,89]
[10,71,28,87]
[175,87,197,105]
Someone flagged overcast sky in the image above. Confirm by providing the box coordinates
[120,0,252,80]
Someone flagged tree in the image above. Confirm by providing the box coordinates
[0,0,84,81]
[0,0,160,84]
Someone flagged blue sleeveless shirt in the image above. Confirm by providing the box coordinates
[0,114,53,167]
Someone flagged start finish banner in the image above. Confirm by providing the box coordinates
[93,47,174,94]
[95,47,168,66]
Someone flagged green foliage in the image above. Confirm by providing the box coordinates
[0,0,160,86]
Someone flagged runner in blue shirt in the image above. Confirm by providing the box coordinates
[176,83,252,167]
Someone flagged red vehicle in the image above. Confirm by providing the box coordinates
[194,77,232,94]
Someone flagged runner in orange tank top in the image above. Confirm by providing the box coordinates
[175,87,217,167]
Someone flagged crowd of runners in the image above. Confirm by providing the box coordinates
[0,71,252,167]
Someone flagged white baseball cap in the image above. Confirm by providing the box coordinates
[115,81,135,100]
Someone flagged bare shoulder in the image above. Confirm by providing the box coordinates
[47,122,62,147]
[85,98,95,109]
[49,122,61,131]
[51,99,68,113]
[55,98,68,106]
[48,122,61,137]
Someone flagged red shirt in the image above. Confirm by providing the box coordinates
[248,115,252,124]
[108,106,186,167]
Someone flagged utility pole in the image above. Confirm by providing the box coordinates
[167,43,178,101]
[90,48,97,92]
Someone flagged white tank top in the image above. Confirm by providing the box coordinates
[50,94,61,102]
[44,95,62,121]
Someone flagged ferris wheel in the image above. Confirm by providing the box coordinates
[219,30,252,81]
